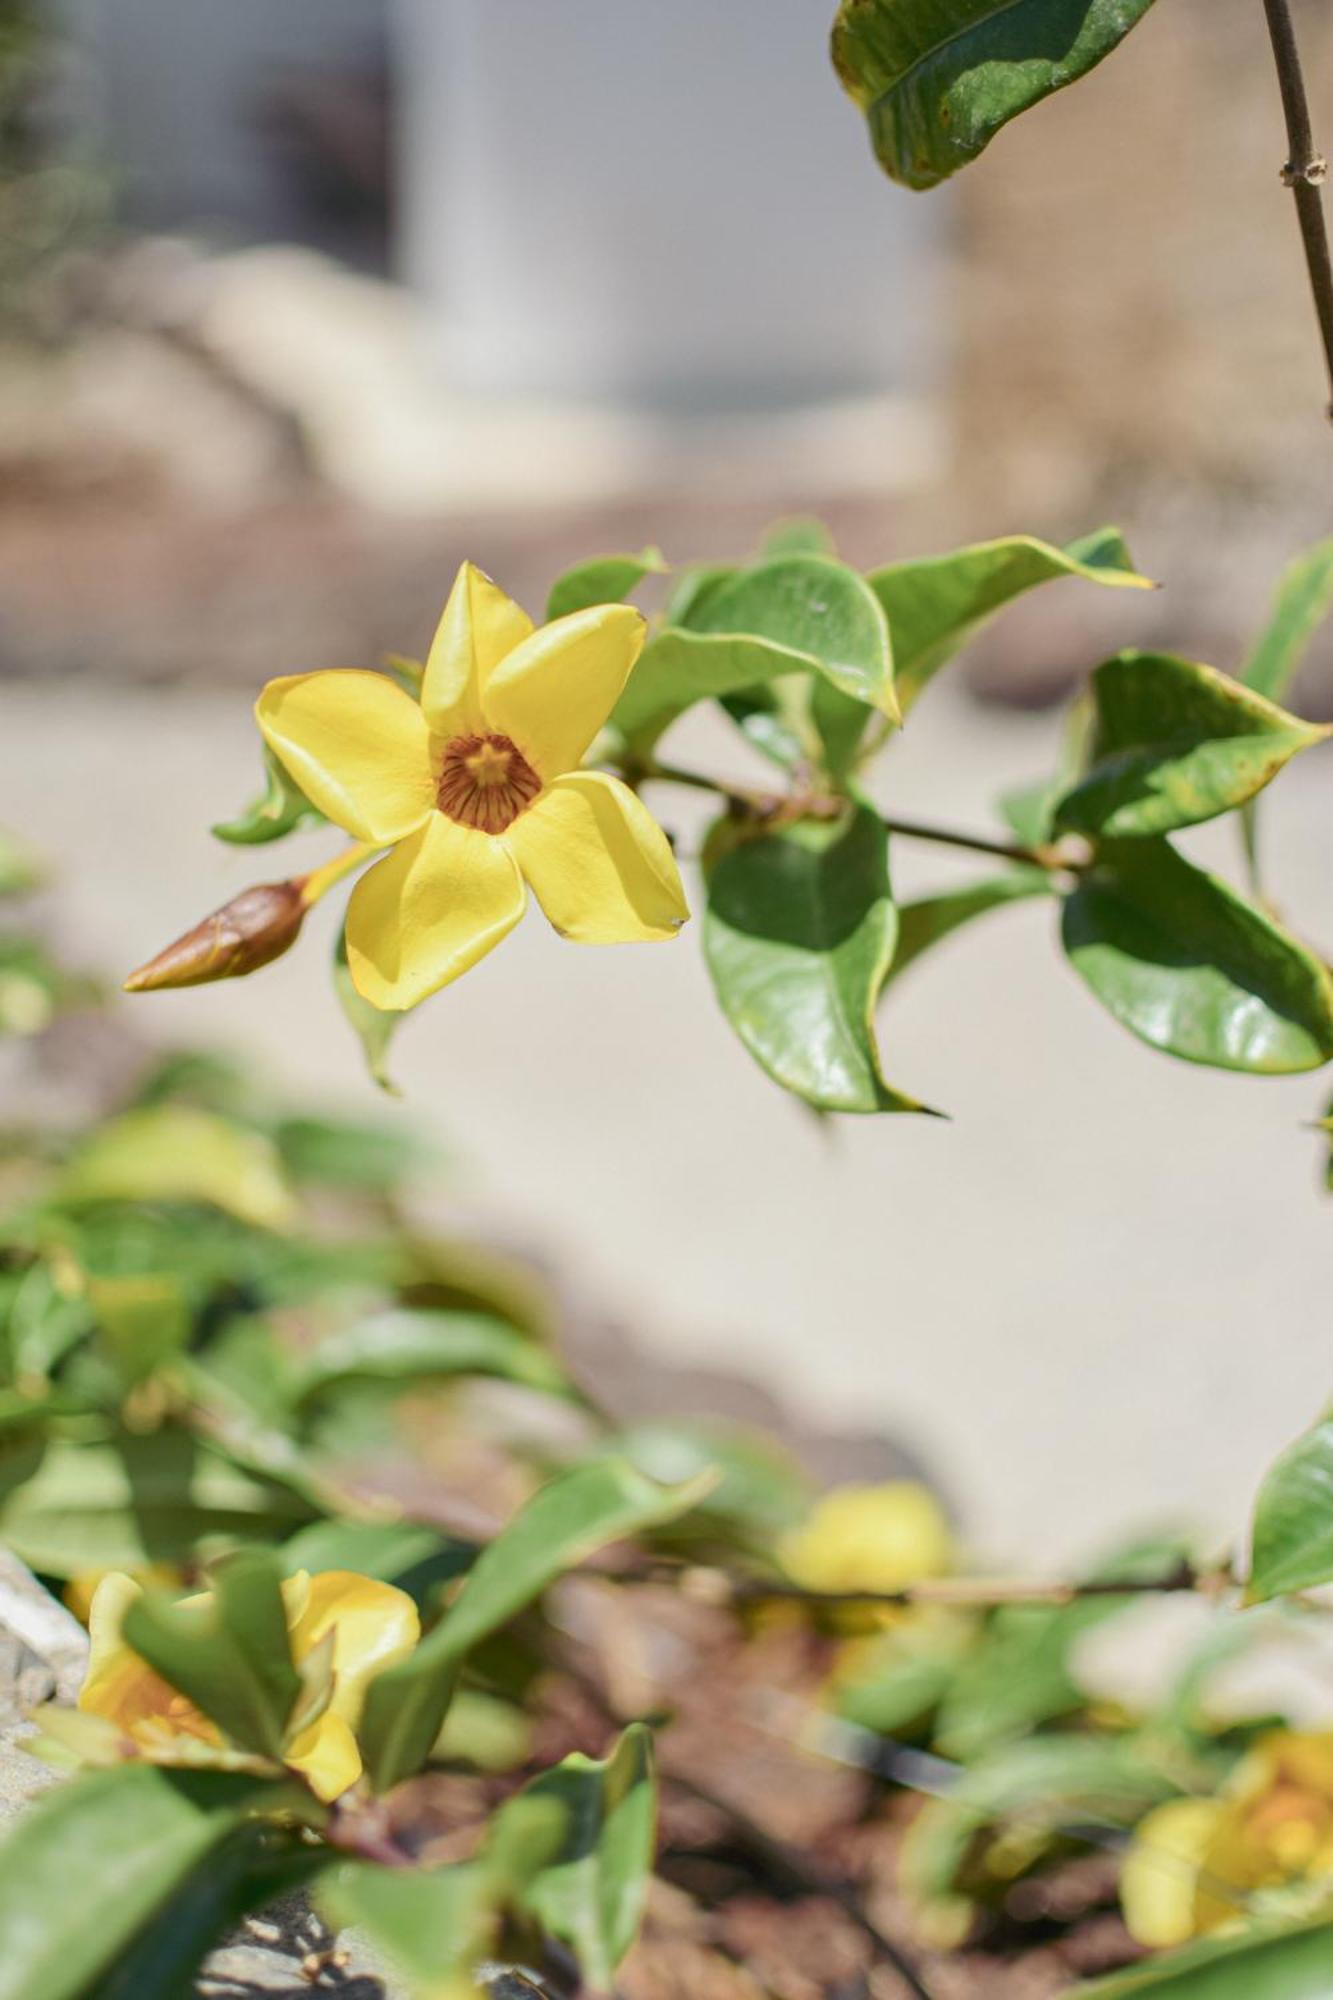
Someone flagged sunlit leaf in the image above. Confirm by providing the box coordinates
[333,924,402,1096]
[545,547,666,621]
[1054,652,1328,840]
[320,1858,498,2000]
[1062,840,1333,1073]
[1071,1914,1333,1996]
[703,804,928,1114]
[1242,538,1333,706]
[293,1309,573,1407]
[884,870,1052,990]
[832,0,1159,191]
[1248,1412,1333,1602]
[868,529,1151,712]
[56,1106,297,1231]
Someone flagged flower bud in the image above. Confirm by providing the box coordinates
[124,880,307,992]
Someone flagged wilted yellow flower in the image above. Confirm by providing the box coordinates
[1123,1732,1333,1947]
[77,1568,419,1803]
[255,561,689,1011]
[778,1481,953,1596]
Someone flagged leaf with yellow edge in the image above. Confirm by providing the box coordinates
[56,1107,297,1230]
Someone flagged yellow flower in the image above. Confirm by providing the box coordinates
[1122,1732,1333,1947]
[64,1562,182,1627]
[778,1481,953,1596]
[77,1568,419,1804]
[256,562,689,1010]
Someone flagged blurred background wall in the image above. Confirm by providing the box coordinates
[2,0,1332,1561]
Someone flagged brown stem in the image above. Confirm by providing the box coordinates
[1262,0,1333,418]
[615,1552,1224,1610]
[641,761,1075,873]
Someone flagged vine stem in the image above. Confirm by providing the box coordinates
[615,1553,1225,1611]
[641,760,1074,873]
[1261,0,1333,418]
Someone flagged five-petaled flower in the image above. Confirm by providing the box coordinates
[256,562,689,1011]
[77,1567,419,1803]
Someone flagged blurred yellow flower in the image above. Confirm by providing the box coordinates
[256,561,688,1011]
[64,1563,182,1627]
[77,1568,419,1804]
[1123,1732,1333,1947]
[778,1481,953,1596]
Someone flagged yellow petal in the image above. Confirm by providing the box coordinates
[503,772,688,943]
[1121,1799,1228,1948]
[284,1570,420,1727]
[78,1572,145,1719]
[285,1709,363,1804]
[345,813,526,1010]
[482,605,645,780]
[257,670,434,844]
[421,561,534,737]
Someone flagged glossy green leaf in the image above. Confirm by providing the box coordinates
[56,1106,297,1231]
[545,547,666,622]
[320,1859,499,1998]
[1248,1412,1333,1602]
[279,1518,475,1602]
[703,804,926,1114]
[1071,1916,1333,1997]
[294,1309,572,1407]
[1062,840,1333,1073]
[1053,652,1329,840]
[0,1764,283,2000]
[832,0,1159,191]
[884,869,1052,989]
[905,1735,1175,1906]
[358,1459,714,1793]
[0,1428,317,1577]
[495,1725,656,1989]
[868,528,1151,712]
[1243,539,1333,706]
[212,746,325,845]
[614,555,895,751]
[123,1549,300,1759]
[334,924,402,1096]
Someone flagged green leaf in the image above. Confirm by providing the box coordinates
[595,1418,813,1541]
[86,1271,192,1386]
[0,1428,317,1578]
[1062,839,1333,1074]
[0,1764,284,2000]
[545,547,666,621]
[1071,1915,1333,1997]
[1243,539,1333,706]
[703,803,926,1114]
[496,1724,657,1989]
[274,1113,428,1192]
[832,0,1159,191]
[358,1459,715,1793]
[884,869,1052,990]
[320,1858,499,1998]
[123,1549,301,1760]
[293,1309,573,1407]
[760,518,837,559]
[279,1518,476,1602]
[1053,652,1329,840]
[903,1734,1176,1907]
[56,1106,297,1231]
[334,923,402,1095]
[1248,1412,1333,1602]
[868,528,1151,713]
[614,555,896,752]
[212,746,325,845]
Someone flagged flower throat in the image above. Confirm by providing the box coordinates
[435,732,541,834]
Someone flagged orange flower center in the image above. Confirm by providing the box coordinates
[435,732,541,834]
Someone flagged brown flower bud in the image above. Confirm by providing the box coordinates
[124,880,307,992]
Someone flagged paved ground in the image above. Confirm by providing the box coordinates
[4,678,1331,1566]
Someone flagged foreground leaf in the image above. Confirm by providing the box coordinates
[1242,538,1333,706]
[1062,840,1333,1073]
[545,547,666,621]
[1070,1914,1333,1997]
[212,746,325,845]
[868,529,1150,713]
[0,1765,283,2000]
[124,1550,300,1760]
[320,1859,498,1999]
[1054,652,1328,840]
[1248,1412,1333,1602]
[358,1459,714,1792]
[495,1725,656,1989]
[832,0,1159,191]
[703,804,925,1113]
[334,924,402,1095]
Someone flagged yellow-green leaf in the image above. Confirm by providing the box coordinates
[57,1106,296,1231]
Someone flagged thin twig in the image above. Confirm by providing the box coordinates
[1261,0,1333,418]
[641,761,1076,873]
[611,1553,1224,1612]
